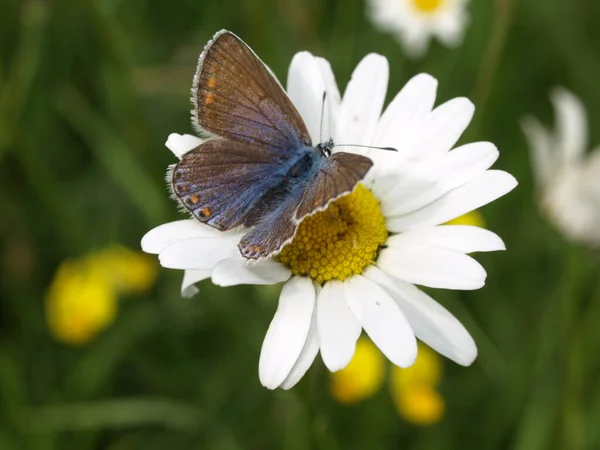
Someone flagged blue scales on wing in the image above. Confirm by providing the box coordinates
[238,152,373,260]
[171,139,291,230]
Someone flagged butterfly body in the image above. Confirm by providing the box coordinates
[170,30,373,260]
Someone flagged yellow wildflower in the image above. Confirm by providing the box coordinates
[330,338,385,404]
[330,338,445,425]
[390,344,444,425]
[445,210,485,227]
[392,384,445,425]
[92,246,157,294]
[46,259,117,345]
[45,246,156,346]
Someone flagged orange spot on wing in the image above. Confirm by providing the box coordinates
[207,78,216,88]
[205,93,214,105]
[200,207,211,217]
[189,194,200,205]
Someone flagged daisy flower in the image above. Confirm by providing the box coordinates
[142,51,517,390]
[522,88,600,246]
[367,0,469,57]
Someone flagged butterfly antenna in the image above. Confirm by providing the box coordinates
[333,143,398,152]
[319,91,327,143]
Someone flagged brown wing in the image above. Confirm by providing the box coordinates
[170,139,289,231]
[295,152,373,220]
[192,30,312,152]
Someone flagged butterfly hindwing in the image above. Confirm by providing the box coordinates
[193,30,312,152]
[238,188,301,260]
[171,139,289,230]
[238,152,373,260]
[295,152,373,220]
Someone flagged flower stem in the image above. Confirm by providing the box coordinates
[469,0,514,138]
[558,246,586,450]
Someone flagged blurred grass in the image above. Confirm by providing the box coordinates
[1,0,600,448]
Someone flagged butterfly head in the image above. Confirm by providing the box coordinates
[315,138,334,158]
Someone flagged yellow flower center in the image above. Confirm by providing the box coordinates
[278,185,388,284]
[411,0,444,13]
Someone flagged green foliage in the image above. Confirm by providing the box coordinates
[1,0,599,448]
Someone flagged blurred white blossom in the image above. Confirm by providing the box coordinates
[366,0,469,58]
[522,88,600,246]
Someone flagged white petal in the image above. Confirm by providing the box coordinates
[317,281,362,372]
[287,52,326,143]
[158,235,240,270]
[380,142,499,217]
[181,269,211,298]
[374,73,438,149]
[259,277,316,389]
[281,290,320,390]
[377,243,487,290]
[165,133,204,159]
[521,116,555,185]
[388,225,505,253]
[343,275,417,368]
[211,258,291,287]
[335,54,388,146]
[141,220,220,254]
[365,266,477,366]
[386,170,518,231]
[409,98,475,158]
[551,87,588,166]
[433,8,466,47]
[585,146,600,187]
[397,27,430,59]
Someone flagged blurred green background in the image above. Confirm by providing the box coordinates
[2,0,600,448]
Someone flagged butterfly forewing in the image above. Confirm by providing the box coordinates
[295,152,373,220]
[193,30,312,152]
[172,139,289,230]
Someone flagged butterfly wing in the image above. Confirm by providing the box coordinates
[238,152,373,260]
[238,189,301,260]
[171,139,289,230]
[192,30,312,152]
[295,152,373,220]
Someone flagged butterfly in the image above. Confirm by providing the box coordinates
[169,30,373,260]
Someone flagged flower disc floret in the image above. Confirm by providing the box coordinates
[278,185,388,284]
[412,0,444,13]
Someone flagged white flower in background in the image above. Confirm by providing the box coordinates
[142,52,517,390]
[367,0,469,58]
[522,88,600,246]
